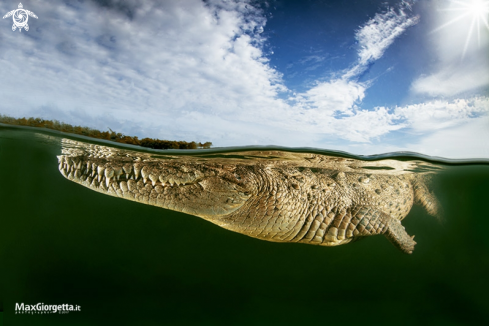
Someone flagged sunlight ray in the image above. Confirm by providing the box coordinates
[462,17,477,59]
[430,11,471,33]
[451,0,472,6]
[482,15,489,29]
[477,17,481,46]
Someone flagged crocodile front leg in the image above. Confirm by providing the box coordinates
[341,206,416,254]
[384,217,416,254]
[268,204,417,254]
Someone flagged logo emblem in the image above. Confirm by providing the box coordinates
[3,3,38,32]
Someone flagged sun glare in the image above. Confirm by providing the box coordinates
[433,0,489,59]
[468,0,488,13]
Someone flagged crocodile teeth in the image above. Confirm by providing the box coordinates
[123,163,132,176]
[114,167,123,180]
[120,181,128,192]
[127,179,136,191]
[100,178,107,190]
[105,167,115,179]
[104,168,114,187]
[149,174,158,186]
[134,164,141,179]
[141,166,150,184]
[97,166,105,182]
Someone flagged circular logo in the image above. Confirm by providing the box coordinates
[13,9,28,27]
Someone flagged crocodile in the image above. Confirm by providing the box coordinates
[57,139,440,254]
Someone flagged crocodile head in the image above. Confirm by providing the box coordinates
[57,153,255,224]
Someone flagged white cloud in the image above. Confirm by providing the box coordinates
[394,96,489,132]
[291,96,489,144]
[299,79,367,115]
[328,97,489,158]
[355,6,419,66]
[0,0,281,117]
[411,58,489,97]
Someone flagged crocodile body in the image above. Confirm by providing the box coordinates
[58,140,440,254]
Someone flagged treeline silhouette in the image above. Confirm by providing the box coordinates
[0,115,212,149]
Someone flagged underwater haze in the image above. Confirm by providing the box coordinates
[1,125,489,325]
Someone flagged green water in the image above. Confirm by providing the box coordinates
[1,125,489,325]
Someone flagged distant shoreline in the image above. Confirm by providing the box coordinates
[0,115,212,150]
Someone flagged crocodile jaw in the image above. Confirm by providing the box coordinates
[57,155,253,220]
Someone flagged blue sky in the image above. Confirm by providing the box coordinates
[0,0,488,158]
